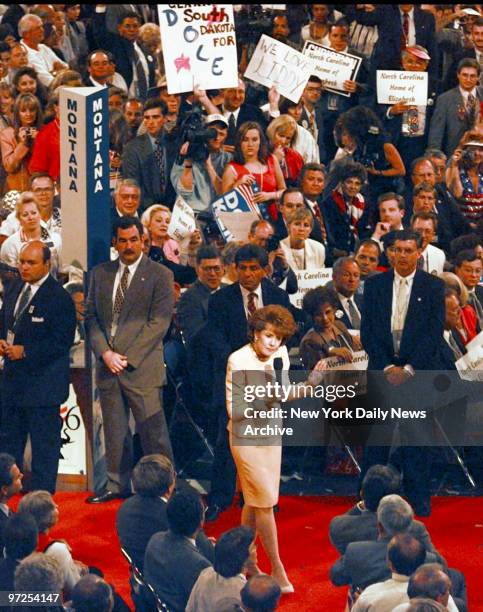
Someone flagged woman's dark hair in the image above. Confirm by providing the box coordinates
[279,96,301,114]
[12,67,48,107]
[12,93,43,136]
[247,304,297,343]
[233,121,269,165]
[334,106,387,151]
[302,286,339,317]
[450,233,482,259]
[109,109,129,155]
[329,158,367,186]
[214,526,255,578]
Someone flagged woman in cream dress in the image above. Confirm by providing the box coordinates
[226,305,325,594]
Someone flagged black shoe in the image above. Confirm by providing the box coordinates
[85,491,130,504]
[205,503,223,522]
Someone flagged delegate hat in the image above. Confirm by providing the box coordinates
[464,140,483,147]
[206,113,228,127]
[406,45,431,61]
[461,8,481,16]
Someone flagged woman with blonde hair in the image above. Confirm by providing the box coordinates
[280,208,325,270]
[0,191,61,271]
[266,114,304,187]
[439,271,478,344]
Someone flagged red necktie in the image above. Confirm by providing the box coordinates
[401,13,409,50]
[247,292,257,318]
[313,203,328,243]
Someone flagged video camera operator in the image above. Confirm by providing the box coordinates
[170,107,232,222]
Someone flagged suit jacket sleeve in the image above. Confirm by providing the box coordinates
[407,276,445,370]
[427,93,447,150]
[85,268,111,359]
[361,277,392,369]
[124,267,175,369]
[177,287,207,345]
[23,287,76,370]
[330,552,352,586]
[121,139,142,188]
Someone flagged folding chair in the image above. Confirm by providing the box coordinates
[120,547,170,612]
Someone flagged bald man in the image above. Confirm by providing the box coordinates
[0,241,76,493]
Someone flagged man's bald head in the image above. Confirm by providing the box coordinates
[241,575,281,612]
[18,241,50,284]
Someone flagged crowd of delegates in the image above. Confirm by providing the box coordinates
[0,2,481,610]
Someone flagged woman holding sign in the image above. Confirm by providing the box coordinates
[222,121,286,220]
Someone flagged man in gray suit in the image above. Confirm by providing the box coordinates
[428,58,482,157]
[121,98,177,210]
[85,216,175,503]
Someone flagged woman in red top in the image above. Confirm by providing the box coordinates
[222,121,286,220]
[266,115,304,188]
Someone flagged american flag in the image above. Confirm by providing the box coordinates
[235,184,260,216]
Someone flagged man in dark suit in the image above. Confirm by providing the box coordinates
[116,455,214,573]
[348,5,438,76]
[329,465,442,557]
[444,17,483,89]
[330,494,440,590]
[299,164,334,262]
[327,257,362,331]
[85,217,175,503]
[122,98,177,209]
[91,8,155,100]
[204,244,292,520]
[221,78,267,147]
[272,188,305,241]
[0,242,76,494]
[177,245,225,345]
[428,58,483,157]
[0,513,38,592]
[381,45,440,172]
[454,249,483,330]
[84,49,114,88]
[299,76,326,163]
[361,229,445,516]
[407,158,470,255]
[0,453,23,551]
[144,489,212,612]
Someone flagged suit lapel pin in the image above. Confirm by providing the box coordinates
[28,306,35,313]
[417,297,422,302]
[141,277,145,281]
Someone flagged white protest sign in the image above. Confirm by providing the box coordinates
[302,42,362,97]
[244,35,315,103]
[158,4,238,94]
[377,70,428,106]
[456,331,483,382]
[289,268,332,309]
[321,350,368,395]
[168,196,196,243]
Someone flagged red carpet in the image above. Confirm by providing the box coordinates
[12,494,482,610]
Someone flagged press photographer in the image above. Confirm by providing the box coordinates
[170,106,232,216]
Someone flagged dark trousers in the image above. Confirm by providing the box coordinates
[207,408,236,508]
[1,402,62,493]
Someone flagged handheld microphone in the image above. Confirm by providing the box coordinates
[273,357,283,398]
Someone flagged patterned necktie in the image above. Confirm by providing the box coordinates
[113,266,130,318]
[312,202,328,243]
[134,46,148,101]
[401,12,409,49]
[307,112,317,139]
[347,298,361,330]
[14,285,32,328]
[154,137,166,195]
[417,255,425,270]
[247,292,257,318]
[466,93,477,128]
